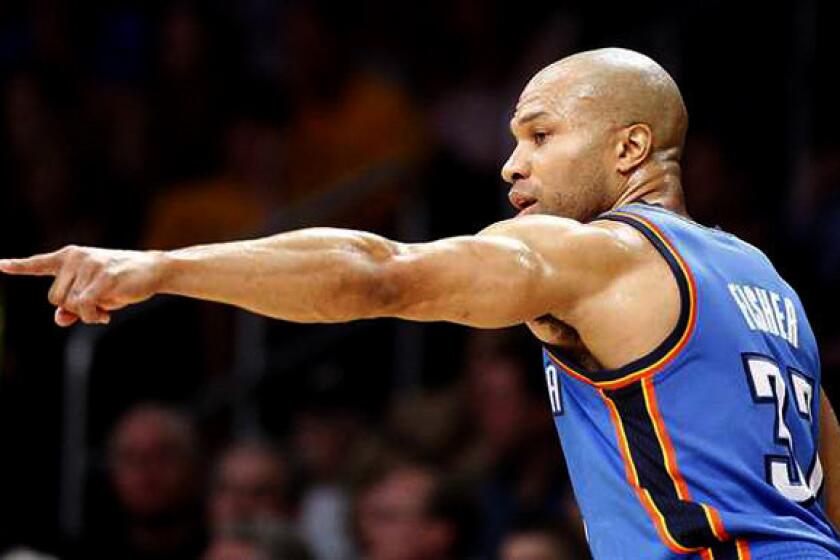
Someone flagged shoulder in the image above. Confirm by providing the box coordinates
[476,215,663,319]
[478,214,653,273]
[483,215,683,366]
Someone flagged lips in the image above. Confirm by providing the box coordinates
[509,190,538,216]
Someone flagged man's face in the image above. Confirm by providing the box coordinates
[356,469,443,560]
[110,412,198,519]
[502,74,613,222]
[202,538,264,560]
[209,447,289,532]
[500,532,569,560]
[468,359,531,456]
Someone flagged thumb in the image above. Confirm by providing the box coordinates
[55,307,79,327]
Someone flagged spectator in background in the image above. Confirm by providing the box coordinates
[292,401,364,560]
[499,519,574,560]
[788,143,840,382]
[74,404,206,560]
[385,388,470,468]
[208,440,293,534]
[276,3,428,229]
[143,101,287,250]
[354,462,477,560]
[682,133,767,245]
[792,144,840,284]
[141,89,291,379]
[149,2,228,183]
[203,519,313,560]
[425,1,514,174]
[2,71,99,250]
[456,330,575,558]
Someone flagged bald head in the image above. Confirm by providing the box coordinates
[521,48,688,158]
[504,48,689,221]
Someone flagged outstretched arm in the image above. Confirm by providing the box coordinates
[0,216,633,328]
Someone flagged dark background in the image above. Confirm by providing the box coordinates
[0,1,838,559]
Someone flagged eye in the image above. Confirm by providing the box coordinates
[533,131,548,146]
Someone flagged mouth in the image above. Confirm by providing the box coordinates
[509,190,538,217]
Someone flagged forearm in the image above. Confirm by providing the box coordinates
[157,228,401,322]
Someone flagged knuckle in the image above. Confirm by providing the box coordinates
[67,291,84,309]
[77,299,96,319]
[79,291,99,308]
[86,276,105,293]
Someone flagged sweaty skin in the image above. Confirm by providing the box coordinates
[1,48,838,530]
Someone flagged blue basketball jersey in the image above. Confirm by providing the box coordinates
[541,202,840,560]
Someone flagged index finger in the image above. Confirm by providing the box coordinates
[0,252,63,276]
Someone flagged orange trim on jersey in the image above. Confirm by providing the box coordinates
[602,393,640,484]
[701,540,749,559]
[642,379,732,542]
[641,488,701,554]
[601,390,703,554]
[736,539,751,559]
[546,212,698,390]
[642,378,733,545]
[701,504,731,542]
[602,380,747,556]
[642,378,692,501]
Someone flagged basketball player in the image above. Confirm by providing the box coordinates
[2,48,839,559]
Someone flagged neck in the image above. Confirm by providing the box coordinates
[609,154,688,217]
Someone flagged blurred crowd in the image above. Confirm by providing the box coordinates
[69,329,584,560]
[5,328,583,560]
[1,1,839,559]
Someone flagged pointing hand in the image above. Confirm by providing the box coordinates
[0,246,166,327]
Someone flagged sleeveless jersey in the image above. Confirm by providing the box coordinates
[541,202,840,560]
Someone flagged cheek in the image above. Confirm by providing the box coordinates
[536,136,611,217]
[534,137,599,195]
[542,134,598,175]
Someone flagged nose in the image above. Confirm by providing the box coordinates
[501,144,529,184]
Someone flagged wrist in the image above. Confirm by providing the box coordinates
[151,249,178,295]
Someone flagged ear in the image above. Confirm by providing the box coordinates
[615,123,653,173]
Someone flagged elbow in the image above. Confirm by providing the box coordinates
[362,253,452,322]
[314,238,409,322]
[358,236,410,317]
[359,257,410,318]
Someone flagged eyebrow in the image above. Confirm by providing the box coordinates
[514,110,548,126]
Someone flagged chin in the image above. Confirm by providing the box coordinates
[555,204,596,222]
[539,207,570,219]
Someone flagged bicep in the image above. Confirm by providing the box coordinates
[381,235,553,327]
[377,217,632,328]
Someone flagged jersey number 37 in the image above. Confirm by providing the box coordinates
[743,354,823,504]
